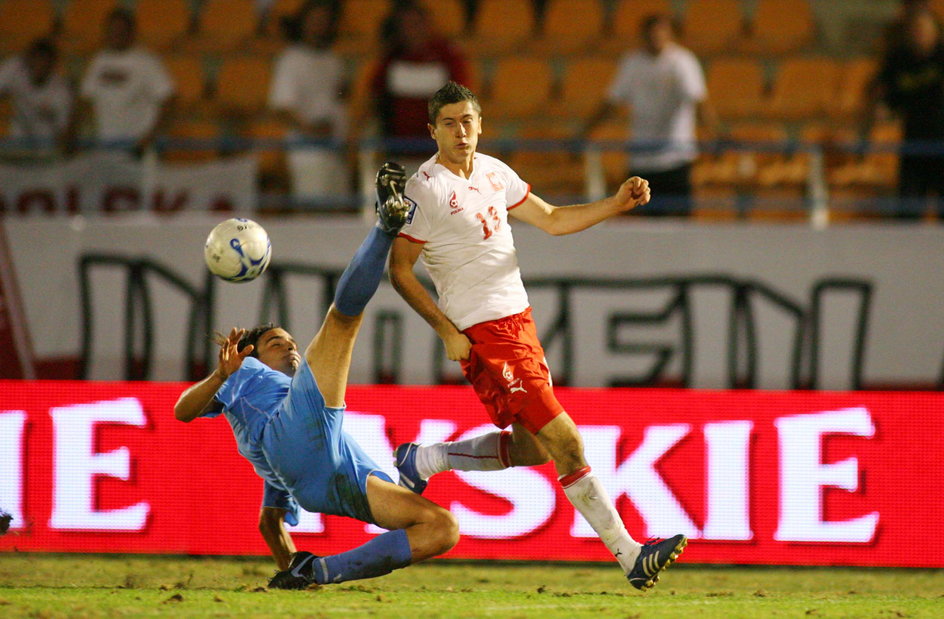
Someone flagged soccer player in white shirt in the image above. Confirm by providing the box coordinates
[389,81,687,591]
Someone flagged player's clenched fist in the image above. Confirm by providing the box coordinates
[617,176,651,211]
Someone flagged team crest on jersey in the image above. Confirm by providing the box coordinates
[486,172,504,191]
[404,195,417,224]
[448,191,463,214]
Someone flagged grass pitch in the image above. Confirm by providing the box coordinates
[1,554,942,618]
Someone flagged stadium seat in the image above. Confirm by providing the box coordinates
[529,0,605,56]
[506,126,584,198]
[828,57,878,121]
[60,0,118,54]
[551,55,617,118]
[464,0,537,56]
[0,0,56,53]
[214,56,273,117]
[334,0,390,57]
[137,0,192,51]
[743,0,815,55]
[828,121,901,191]
[164,56,208,113]
[419,0,467,39]
[163,120,221,163]
[485,56,554,120]
[765,57,840,121]
[587,119,630,191]
[601,0,672,54]
[241,118,291,192]
[682,0,745,55]
[705,57,767,120]
[189,0,259,53]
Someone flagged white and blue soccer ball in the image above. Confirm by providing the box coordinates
[204,218,272,283]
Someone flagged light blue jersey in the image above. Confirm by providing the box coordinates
[205,356,390,524]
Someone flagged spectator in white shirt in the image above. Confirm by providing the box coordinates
[268,0,350,208]
[582,14,716,217]
[0,38,72,154]
[78,8,174,155]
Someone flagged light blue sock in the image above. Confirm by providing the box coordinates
[312,528,413,584]
[333,225,394,316]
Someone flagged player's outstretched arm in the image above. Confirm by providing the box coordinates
[259,507,296,570]
[509,177,651,236]
[174,328,251,422]
[389,236,471,361]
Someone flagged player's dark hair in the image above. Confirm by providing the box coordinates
[238,322,281,358]
[428,81,480,124]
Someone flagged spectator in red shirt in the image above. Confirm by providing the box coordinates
[371,1,470,166]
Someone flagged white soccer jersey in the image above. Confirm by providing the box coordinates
[399,153,531,330]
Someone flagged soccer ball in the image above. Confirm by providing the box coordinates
[204,218,272,283]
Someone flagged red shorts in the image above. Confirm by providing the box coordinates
[460,307,564,434]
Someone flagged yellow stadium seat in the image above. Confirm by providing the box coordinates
[164,120,221,163]
[705,57,767,121]
[604,0,673,54]
[743,0,815,55]
[682,0,745,55]
[61,0,118,54]
[164,56,207,112]
[485,57,554,120]
[334,0,390,57]
[0,0,55,53]
[506,126,584,197]
[419,0,467,39]
[828,57,878,121]
[765,57,840,121]
[137,0,192,51]
[190,0,259,52]
[214,56,273,117]
[530,0,605,56]
[464,0,536,56]
[552,55,617,118]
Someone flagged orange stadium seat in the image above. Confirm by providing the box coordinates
[464,0,537,56]
[828,121,901,192]
[683,0,745,55]
[605,0,673,53]
[828,57,878,121]
[164,56,208,112]
[334,0,390,57]
[241,118,291,190]
[485,56,554,120]
[552,55,617,118]
[0,0,56,53]
[419,0,467,39]
[214,56,273,117]
[190,0,259,53]
[587,119,630,191]
[530,0,605,56]
[60,0,118,54]
[765,57,840,121]
[164,120,221,163]
[506,126,584,197]
[137,0,192,51]
[744,0,815,55]
[705,57,767,120]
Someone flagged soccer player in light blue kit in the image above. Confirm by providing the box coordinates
[174,163,458,589]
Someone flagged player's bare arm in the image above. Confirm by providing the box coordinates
[389,237,472,361]
[258,507,296,571]
[174,328,252,422]
[509,177,651,236]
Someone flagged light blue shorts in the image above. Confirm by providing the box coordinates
[261,359,392,523]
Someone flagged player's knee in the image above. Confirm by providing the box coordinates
[429,506,459,554]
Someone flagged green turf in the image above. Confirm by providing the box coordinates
[1,554,942,618]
